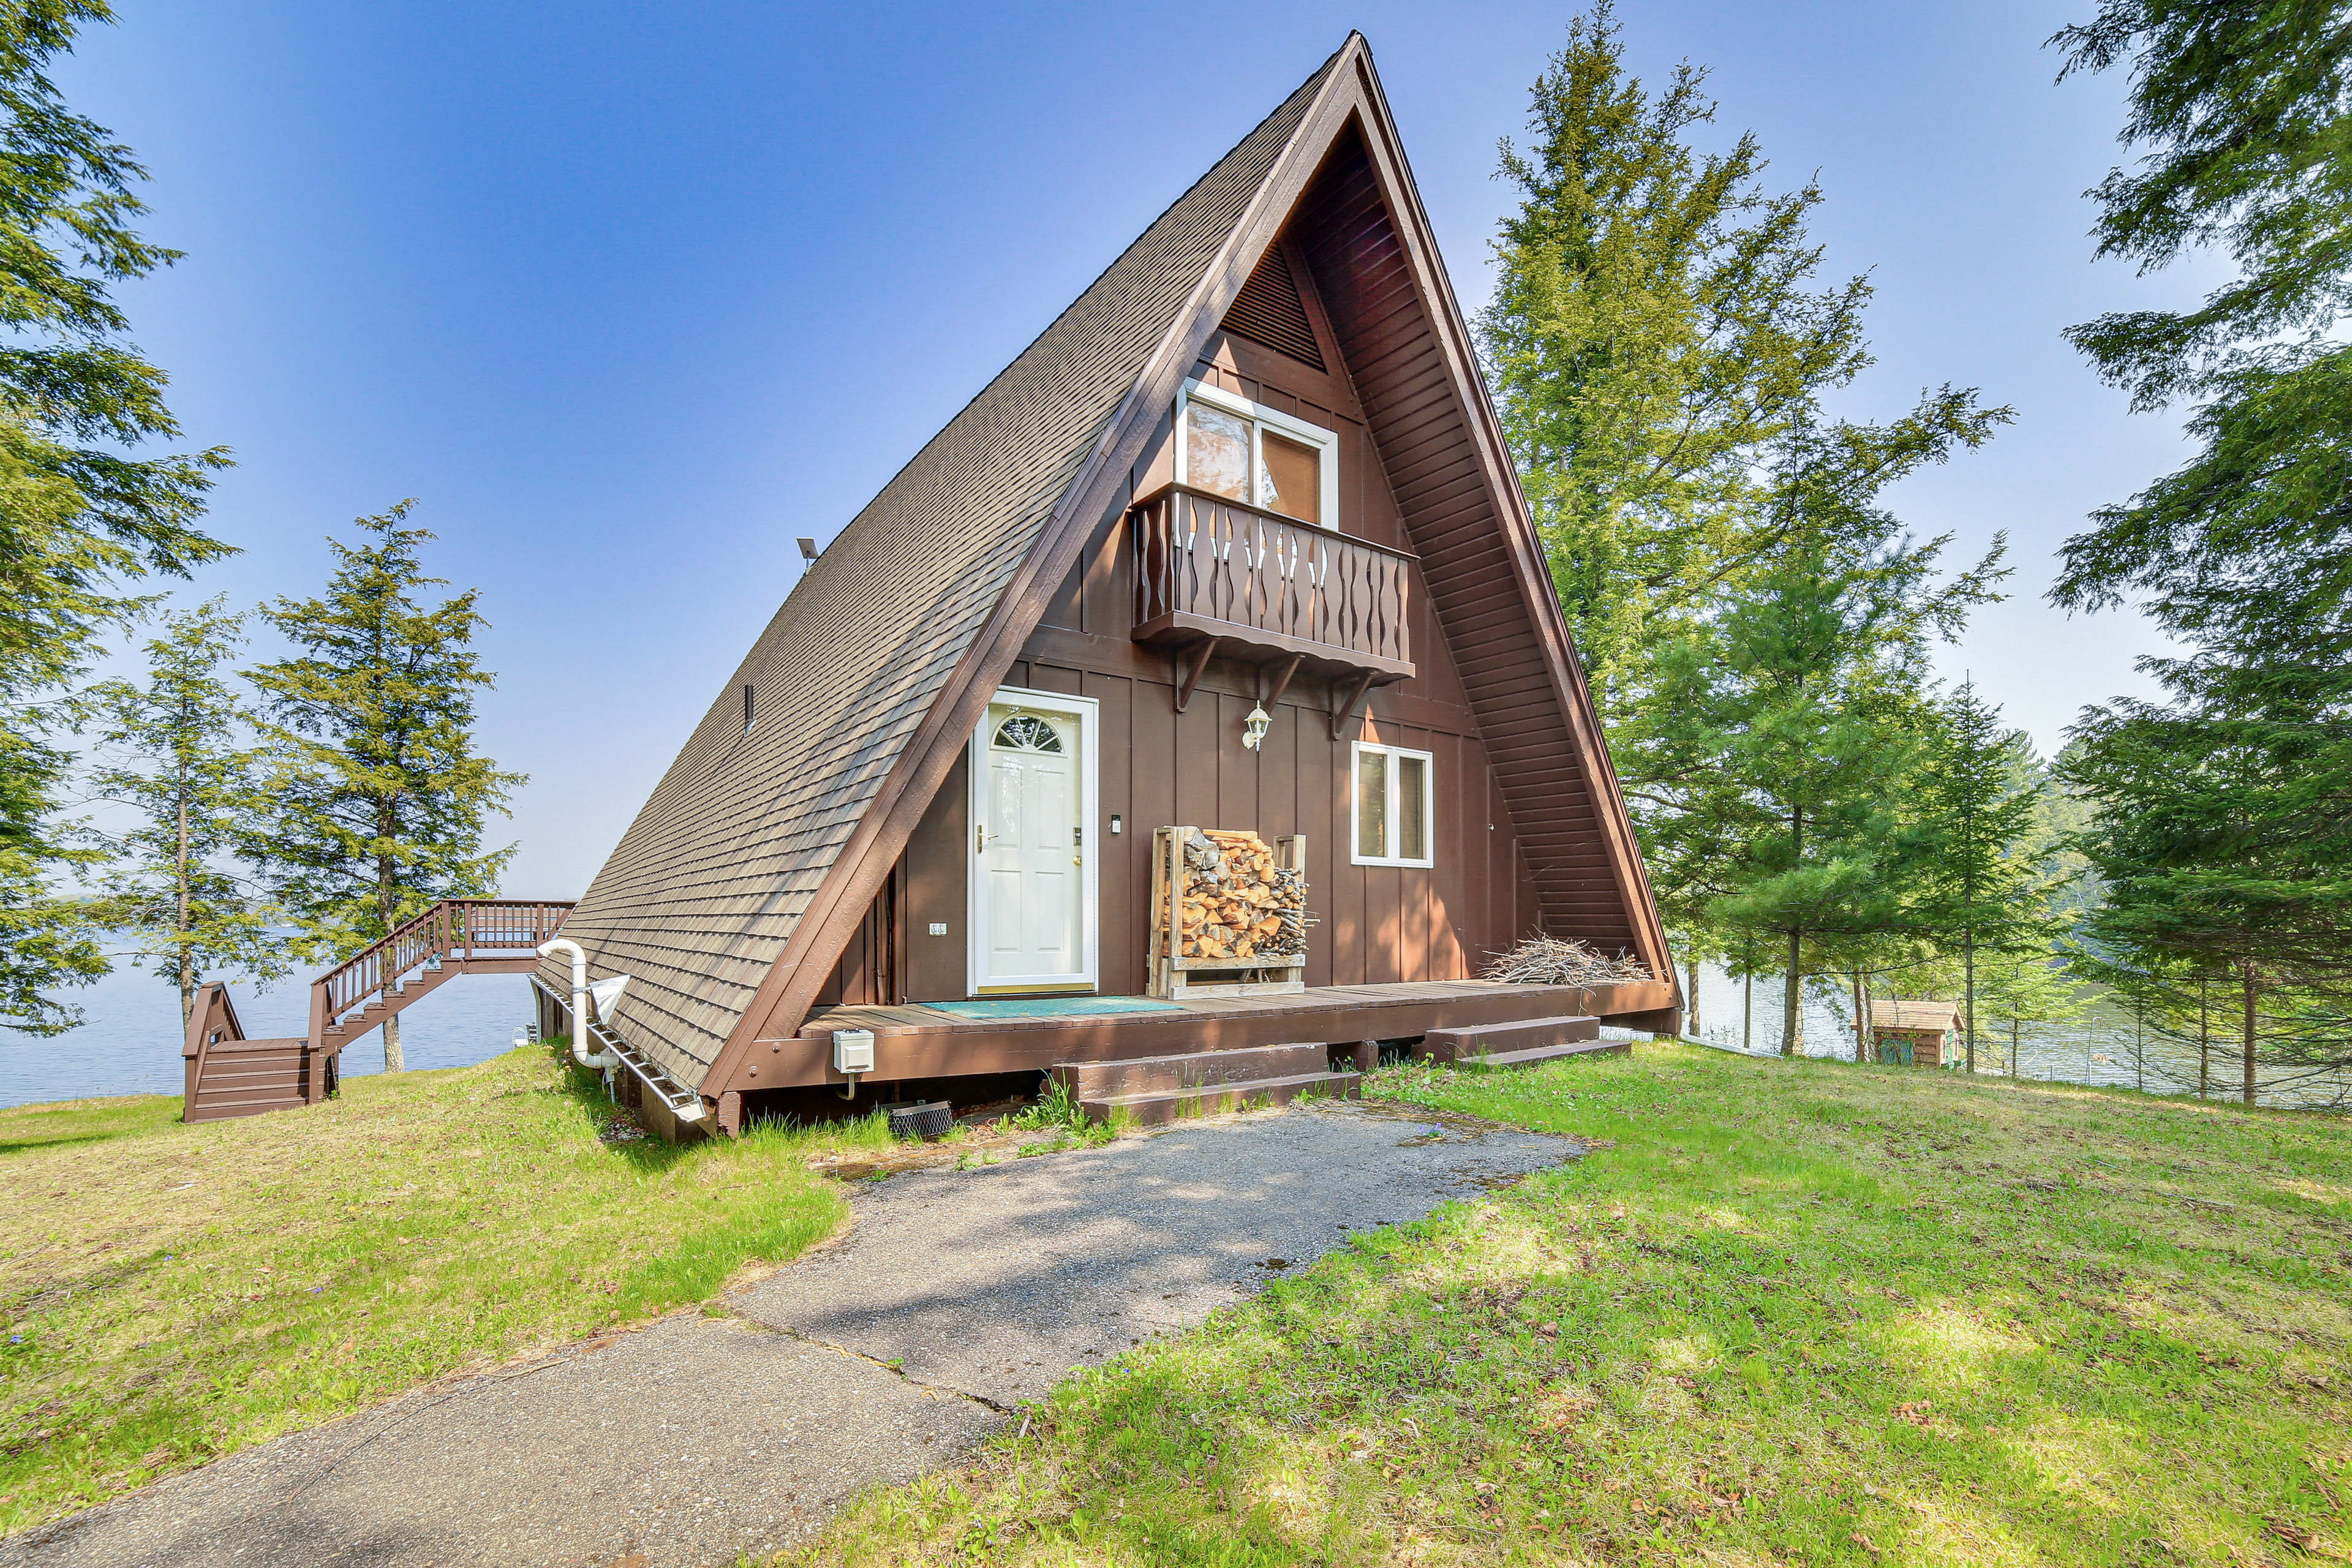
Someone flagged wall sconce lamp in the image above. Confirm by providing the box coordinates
[1241,655,1301,752]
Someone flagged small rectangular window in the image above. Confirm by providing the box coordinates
[1356,745,1388,861]
[1398,752,1427,861]
[1183,401,1253,503]
[1176,381,1340,528]
[1352,741,1434,867]
[742,683,755,733]
[1259,431,1321,524]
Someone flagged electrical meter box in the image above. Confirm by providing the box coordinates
[832,1028,876,1076]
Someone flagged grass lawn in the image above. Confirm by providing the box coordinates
[788,1043,2351,1566]
[1,1044,853,1533]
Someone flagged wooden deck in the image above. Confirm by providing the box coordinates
[778,978,1675,1088]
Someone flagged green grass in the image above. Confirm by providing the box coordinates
[0,1095,183,1156]
[1,1045,851,1532]
[785,1044,2351,1566]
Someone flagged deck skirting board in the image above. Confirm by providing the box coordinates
[767,979,1672,1088]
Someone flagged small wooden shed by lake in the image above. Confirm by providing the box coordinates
[1870,1000,1964,1068]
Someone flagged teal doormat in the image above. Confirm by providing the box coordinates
[922,995,1185,1020]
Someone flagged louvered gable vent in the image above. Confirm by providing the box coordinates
[1219,244,1325,371]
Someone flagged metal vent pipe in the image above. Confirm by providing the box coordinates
[537,938,615,1069]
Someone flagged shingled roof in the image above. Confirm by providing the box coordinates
[543,43,1359,1091]
[1871,1000,1964,1034]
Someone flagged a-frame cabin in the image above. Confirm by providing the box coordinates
[538,34,1678,1137]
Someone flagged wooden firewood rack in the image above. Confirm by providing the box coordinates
[1148,825,1308,1000]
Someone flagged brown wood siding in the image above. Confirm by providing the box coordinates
[888,254,1557,999]
[902,753,969,1003]
[811,865,902,1008]
[1292,134,1643,956]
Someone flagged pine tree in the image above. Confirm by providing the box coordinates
[245,502,524,1070]
[1973,930,2090,1082]
[0,4,232,1033]
[2049,1,2352,1071]
[2058,691,2346,1100]
[1627,412,2008,1056]
[0,722,102,1035]
[1479,2,1871,720]
[1644,545,1908,1057]
[1910,680,2051,1071]
[83,597,284,1020]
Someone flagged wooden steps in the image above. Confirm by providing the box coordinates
[1419,1014,1607,1069]
[181,900,573,1124]
[319,962,458,1041]
[1073,1069,1362,1126]
[1051,1041,1359,1125]
[182,1036,326,1123]
[801,979,1679,1088]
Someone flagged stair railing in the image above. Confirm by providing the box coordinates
[309,899,573,1047]
[183,981,243,1107]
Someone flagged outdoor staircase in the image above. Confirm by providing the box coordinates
[181,899,573,1123]
[1043,1012,1625,1127]
[179,984,322,1121]
[1415,1014,1623,1071]
[1050,1040,1362,1126]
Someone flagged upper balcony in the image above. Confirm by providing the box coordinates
[1130,483,1415,690]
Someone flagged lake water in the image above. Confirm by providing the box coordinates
[12,949,2344,1114]
[2,959,538,1109]
[1681,957,2350,1111]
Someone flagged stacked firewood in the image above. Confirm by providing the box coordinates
[1177,829,1308,962]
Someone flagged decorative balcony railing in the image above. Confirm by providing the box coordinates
[1131,483,1415,682]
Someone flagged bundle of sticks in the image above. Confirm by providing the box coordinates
[1482,935,1651,986]
[1177,828,1307,962]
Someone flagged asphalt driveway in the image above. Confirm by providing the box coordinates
[5,1101,1578,1568]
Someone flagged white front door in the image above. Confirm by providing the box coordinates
[968,688,1098,993]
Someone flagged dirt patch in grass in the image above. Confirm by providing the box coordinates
[778,1045,2351,1566]
[0,1047,851,1532]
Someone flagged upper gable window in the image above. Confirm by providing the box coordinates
[1177,380,1339,527]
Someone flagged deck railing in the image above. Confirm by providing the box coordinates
[1131,484,1414,677]
[313,899,573,1027]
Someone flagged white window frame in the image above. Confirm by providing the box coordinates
[1176,378,1341,529]
[1351,741,1435,868]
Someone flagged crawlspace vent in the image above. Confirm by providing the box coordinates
[884,1100,953,1140]
[1219,244,1325,371]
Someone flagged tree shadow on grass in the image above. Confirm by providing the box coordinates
[0,1096,183,1156]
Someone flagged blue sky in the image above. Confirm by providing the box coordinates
[58,1,2212,899]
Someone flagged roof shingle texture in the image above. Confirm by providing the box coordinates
[540,50,1344,1090]
[1870,1000,1963,1032]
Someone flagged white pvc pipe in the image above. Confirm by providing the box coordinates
[538,938,614,1069]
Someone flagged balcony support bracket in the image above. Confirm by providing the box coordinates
[1173,636,1222,715]
[1329,669,1376,741]
[1260,653,1303,714]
